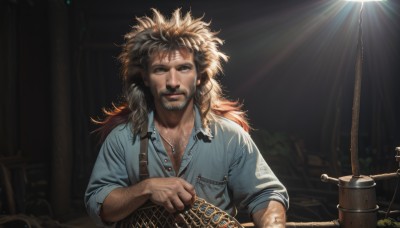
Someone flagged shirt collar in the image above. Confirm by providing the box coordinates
[147,110,155,138]
[193,106,213,140]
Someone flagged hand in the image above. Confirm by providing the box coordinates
[144,177,196,213]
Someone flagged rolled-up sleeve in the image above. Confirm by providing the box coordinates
[84,125,131,226]
[227,131,289,215]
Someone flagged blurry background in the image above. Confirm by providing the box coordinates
[1,0,399,226]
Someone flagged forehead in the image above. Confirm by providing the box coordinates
[149,49,194,65]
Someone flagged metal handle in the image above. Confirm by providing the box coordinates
[321,174,339,185]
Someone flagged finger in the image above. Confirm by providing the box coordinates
[178,190,195,206]
[164,201,176,213]
[179,180,196,205]
[179,179,196,196]
[190,193,196,205]
[171,196,185,211]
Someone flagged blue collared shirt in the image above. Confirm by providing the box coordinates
[85,108,289,226]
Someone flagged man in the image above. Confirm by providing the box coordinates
[85,8,289,227]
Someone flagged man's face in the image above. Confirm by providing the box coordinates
[144,49,200,112]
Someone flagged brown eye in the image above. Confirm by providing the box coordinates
[178,65,192,72]
[153,67,167,74]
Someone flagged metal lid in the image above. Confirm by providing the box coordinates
[338,175,376,189]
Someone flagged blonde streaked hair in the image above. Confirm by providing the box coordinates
[95,8,249,141]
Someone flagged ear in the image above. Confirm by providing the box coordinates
[196,73,202,86]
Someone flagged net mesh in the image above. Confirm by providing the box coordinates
[116,197,244,228]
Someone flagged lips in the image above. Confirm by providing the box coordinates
[163,93,183,100]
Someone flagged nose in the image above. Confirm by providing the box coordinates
[166,69,180,90]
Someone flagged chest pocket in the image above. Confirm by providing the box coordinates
[195,174,228,208]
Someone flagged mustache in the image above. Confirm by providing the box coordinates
[160,89,185,95]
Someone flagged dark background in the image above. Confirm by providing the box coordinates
[1,0,399,225]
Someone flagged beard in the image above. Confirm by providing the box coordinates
[159,86,196,111]
[162,99,189,111]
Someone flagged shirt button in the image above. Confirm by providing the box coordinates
[166,167,172,171]
[164,159,168,163]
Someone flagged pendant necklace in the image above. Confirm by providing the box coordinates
[159,132,176,154]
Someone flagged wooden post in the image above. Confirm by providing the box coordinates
[350,2,364,177]
[48,0,73,218]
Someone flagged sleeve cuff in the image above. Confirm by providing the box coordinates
[248,192,289,215]
[88,185,121,227]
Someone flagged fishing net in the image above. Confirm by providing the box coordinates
[116,197,243,228]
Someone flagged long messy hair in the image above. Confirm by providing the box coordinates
[94,8,250,142]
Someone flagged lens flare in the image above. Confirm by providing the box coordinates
[345,0,384,2]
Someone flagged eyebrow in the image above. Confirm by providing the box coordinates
[150,64,167,68]
[150,61,194,68]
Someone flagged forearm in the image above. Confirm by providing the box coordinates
[252,200,286,228]
[100,180,150,223]
[100,177,196,223]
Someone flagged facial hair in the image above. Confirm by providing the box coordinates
[159,84,196,111]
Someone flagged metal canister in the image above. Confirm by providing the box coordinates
[337,175,378,228]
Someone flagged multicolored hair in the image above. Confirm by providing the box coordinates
[94,8,250,141]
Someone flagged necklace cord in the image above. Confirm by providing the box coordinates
[159,132,176,154]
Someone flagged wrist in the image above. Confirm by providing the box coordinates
[137,178,152,198]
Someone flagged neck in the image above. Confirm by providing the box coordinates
[155,103,195,130]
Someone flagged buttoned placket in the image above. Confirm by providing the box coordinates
[146,107,212,178]
[150,127,175,176]
[176,131,198,177]
[151,127,201,177]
